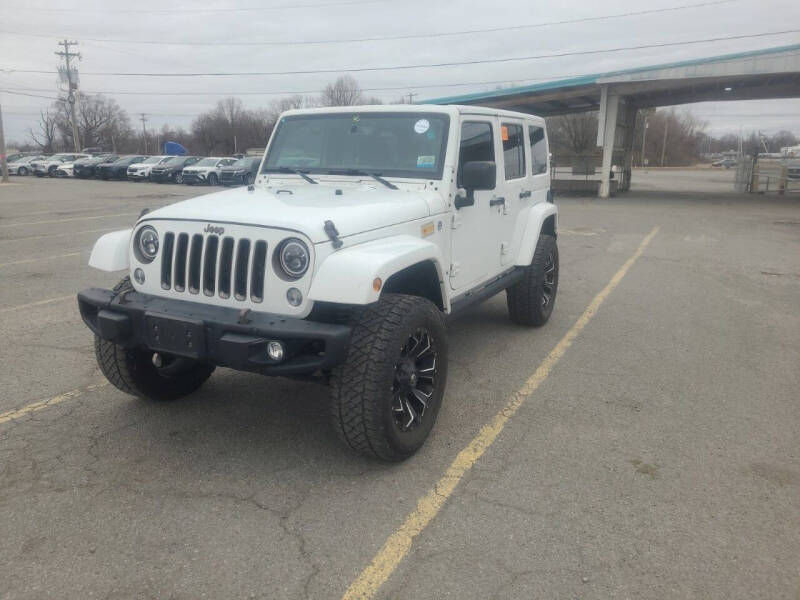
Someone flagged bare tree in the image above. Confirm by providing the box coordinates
[318,75,364,107]
[547,112,599,155]
[51,93,133,151]
[27,108,59,152]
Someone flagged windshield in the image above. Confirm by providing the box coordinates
[141,156,163,164]
[113,156,137,165]
[263,112,450,179]
[232,157,256,168]
[51,154,70,161]
[162,157,185,166]
[196,158,218,167]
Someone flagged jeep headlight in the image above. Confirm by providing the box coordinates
[134,225,159,263]
[277,238,309,278]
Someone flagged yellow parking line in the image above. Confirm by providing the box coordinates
[0,382,108,426]
[0,213,138,229]
[0,295,74,314]
[342,225,661,600]
[0,252,81,268]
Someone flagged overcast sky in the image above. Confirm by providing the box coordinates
[1,0,799,145]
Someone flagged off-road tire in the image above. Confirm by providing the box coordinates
[507,234,559,326]
[94,277,215,401]
[329,294,448,462]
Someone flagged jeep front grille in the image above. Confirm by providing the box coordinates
[160,231,268,303]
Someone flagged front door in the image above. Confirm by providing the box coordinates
[449,119,502,291]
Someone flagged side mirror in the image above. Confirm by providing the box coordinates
[455,161,496,209]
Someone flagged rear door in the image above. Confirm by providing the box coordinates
[497,120,527,267]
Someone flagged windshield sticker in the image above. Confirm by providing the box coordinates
[417,155,436,168]
[414,119,430,134]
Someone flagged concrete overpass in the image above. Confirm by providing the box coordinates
[426,44,800,197]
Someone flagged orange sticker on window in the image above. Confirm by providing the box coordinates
[501,125,509,141]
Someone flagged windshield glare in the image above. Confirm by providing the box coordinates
[263,112,450,179]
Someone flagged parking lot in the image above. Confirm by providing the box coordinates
[1,173,798,599]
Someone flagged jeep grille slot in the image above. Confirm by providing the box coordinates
[202,235,219,296]
[218,237,235,299]
[173,233,189,292]
[234,239,251,301]
[250,240,267,303]
[188,234,203,294]
[160,232,175,289]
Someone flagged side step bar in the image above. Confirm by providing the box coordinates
[448,268,525,318]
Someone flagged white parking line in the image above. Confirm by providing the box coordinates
[0,295,74,314]
[0,252,82,268]
[0,227,117,243]
[0,213,138,229]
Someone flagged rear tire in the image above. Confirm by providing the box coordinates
[329,294,448,461]
[506,234,559,326]
[48,165,57,177]
[94,277,215,401]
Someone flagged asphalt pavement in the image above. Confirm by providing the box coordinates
[0,173,798,599]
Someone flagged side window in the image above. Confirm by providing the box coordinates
[502,123,525,180]
[457,121,495,187]
[529,125,548,175]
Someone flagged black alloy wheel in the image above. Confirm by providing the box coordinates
[392,328,438,432]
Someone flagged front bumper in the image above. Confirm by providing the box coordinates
[182,172,206,184]
[127,169,149,180]
[150,171,173,182]
[77,288,351,376]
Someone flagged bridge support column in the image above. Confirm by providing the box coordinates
[597,85,619,198]
[618,104,638,192]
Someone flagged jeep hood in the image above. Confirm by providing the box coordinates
[144,185,440,243]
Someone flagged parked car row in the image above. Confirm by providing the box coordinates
[5,153,262,187]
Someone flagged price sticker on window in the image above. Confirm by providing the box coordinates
[501,125,509,141]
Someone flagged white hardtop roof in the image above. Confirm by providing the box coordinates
[279,103,545,124]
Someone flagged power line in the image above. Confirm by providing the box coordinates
[0,0,737,47]
[10,0,388,13]
[4,50,800,100]
[0,90,63,100]
[5,29,798,77]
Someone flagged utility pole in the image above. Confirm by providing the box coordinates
[640,116,649,167]
[139,113,148,154]
[660,118,669,167]
[405,92,418,104]
[56,39,81,152]
[0,104,8,183]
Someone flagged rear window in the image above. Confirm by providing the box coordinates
[529,125,548,174]
[502,123,525,180]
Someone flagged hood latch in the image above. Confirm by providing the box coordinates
[324,220,343,249]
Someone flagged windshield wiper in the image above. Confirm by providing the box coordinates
[274,166,318,184]
[326,168,398,190]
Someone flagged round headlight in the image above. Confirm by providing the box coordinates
[278,238,309,278]
[135,225,159,263]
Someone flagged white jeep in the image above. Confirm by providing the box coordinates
[78,105,558,461]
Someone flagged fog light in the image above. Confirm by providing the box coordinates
[133,268,145,284]
[286,287,303,307]
[266,341,285,361]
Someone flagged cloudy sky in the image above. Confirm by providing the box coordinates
[1,0,799,145]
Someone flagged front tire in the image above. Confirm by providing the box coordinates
[506,234,559,326]
[330,294,448,461]
[174,173,184,184]
[207,173,218,186]
[48,165,57,177]
[18,166,28,176]
[94,277,215,401]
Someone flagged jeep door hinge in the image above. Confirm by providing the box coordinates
[451,213,462,229]
[449,262,461,276]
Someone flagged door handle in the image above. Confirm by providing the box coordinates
[489,196,505,207]
[519,190,532,199]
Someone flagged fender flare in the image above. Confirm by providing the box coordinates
[514,203,558,266]
[88,229,132,272]
[308,235,448,308]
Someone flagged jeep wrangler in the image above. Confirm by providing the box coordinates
[77,105,558,461]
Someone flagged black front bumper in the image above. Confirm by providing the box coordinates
[78,288,351,376]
